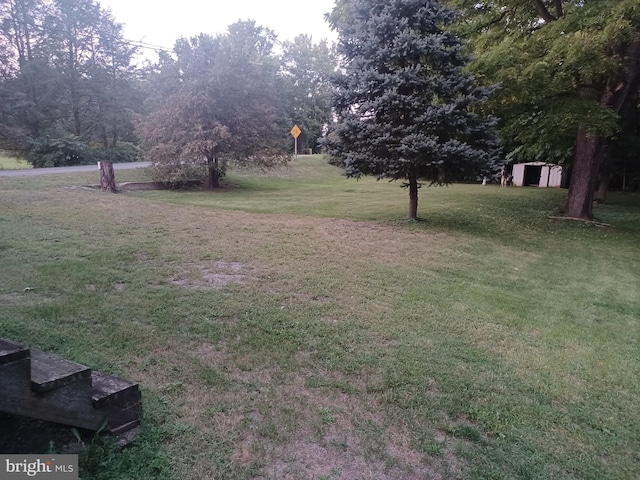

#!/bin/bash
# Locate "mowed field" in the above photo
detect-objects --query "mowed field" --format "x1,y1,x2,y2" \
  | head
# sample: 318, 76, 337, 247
0, 152, 31, 170
0, 156, 639, 479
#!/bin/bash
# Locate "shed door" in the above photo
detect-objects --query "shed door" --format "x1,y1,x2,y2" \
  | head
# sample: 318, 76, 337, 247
548, 166, 562, 187
540, 166, 550, 187
524, 165, 543, 186
512, 164, 525, 186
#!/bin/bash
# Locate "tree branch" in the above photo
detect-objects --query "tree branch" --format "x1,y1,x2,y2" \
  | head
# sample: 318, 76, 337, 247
484, 9, 511, 30
552, 0, 564, 18
529, 0, 557, 23
610, 36, 640, 114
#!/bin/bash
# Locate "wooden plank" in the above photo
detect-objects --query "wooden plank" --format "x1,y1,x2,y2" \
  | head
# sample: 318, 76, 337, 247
91, 371, 139, 408
1, 370, 106, 431
0, 341, 141, 434
0, 338, 30, 366
30, 349, 91, 393
0, 357, 32, 408
92, 371, 142, 433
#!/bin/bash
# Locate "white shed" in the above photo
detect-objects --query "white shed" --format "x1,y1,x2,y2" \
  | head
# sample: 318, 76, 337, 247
512, 162, 562, 188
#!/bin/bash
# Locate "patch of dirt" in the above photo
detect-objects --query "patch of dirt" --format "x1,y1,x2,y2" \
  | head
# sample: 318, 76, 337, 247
191, 342, 227, 365
230, 435, 255, 464
127, 341, 467, 480
0, 292, 53, 306
118, 181, 171, 191
84, 180, 204, 192
171, 261, 257, 290
229, 374, 464, 480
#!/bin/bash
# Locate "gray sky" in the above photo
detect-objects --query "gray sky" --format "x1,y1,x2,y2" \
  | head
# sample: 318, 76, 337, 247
100, 0, 338, 56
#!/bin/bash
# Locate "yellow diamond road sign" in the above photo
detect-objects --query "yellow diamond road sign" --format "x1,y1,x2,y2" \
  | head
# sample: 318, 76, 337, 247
290, 125, 301, 139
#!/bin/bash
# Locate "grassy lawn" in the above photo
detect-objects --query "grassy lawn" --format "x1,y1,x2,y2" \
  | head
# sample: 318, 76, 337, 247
1, 156, 639, 479
0, 152, 31, 170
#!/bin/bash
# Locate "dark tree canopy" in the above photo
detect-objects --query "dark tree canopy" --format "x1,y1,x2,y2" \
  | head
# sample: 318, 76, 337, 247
448, 0, 640, 218
323, 0, 500, 219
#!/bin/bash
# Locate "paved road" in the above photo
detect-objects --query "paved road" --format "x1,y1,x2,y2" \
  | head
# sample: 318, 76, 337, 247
0, 161, 151, 177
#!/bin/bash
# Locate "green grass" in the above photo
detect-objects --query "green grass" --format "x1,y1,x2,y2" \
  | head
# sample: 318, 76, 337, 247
0, 152, 31, 170
1, 156, 639, 479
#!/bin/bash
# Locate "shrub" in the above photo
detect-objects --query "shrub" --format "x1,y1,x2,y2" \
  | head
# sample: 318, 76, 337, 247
148, 162, 207, 188
94, 142, 141, 164
26, 128, 93, 168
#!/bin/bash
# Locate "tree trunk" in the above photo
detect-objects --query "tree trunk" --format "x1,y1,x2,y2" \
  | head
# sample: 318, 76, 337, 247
407, 167, 419, 220
99, 161, 116, 193
595, 171, 612, 204
101, 125, 109, 149
563, 38, 640, 219
563, 127, 600, 220
207, 156, 220, 189
112, 113, 118, 147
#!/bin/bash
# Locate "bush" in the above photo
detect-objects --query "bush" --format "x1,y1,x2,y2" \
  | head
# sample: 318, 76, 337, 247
149, 162, 208, 188
26, 128, 93, 168
94, 142, 141, 164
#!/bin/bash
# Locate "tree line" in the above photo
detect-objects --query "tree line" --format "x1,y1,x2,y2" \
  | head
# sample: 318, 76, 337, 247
1, 0, 638, 221
0, 0, 335, 172
0, 0, 141, 164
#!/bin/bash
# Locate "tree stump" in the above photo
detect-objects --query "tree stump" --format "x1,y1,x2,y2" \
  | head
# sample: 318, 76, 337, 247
99, 161, 116, 193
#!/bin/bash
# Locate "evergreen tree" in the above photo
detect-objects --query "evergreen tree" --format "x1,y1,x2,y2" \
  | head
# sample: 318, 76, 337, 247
323, 0, 500, 219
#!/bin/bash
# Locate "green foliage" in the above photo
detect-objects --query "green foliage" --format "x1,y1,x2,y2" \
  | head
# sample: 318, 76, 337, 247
77, 417, 173, 480
281, 35, 336, 153
94, 142, 141, 164
0, 0, 142, 153
449, 0, 640, 165
26, 127, 93, 167
138, 22, 290, 187
447, 0, 640, 218
0, 151, 31, 170
148, 162, 209, 188
26, 129, 139, 169
323, 0, 500, 217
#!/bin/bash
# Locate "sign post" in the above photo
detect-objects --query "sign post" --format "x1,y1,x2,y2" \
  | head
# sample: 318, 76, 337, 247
290, 124, 301, 158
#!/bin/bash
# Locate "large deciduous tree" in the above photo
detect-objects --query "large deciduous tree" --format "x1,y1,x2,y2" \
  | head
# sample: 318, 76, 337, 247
449, 0, 640, 219
0, 0, 142, 160
281, 34, 335, 154
44, 0, 139, 146
0, 0, 54, 148
137, 21, 290, 189
323, 0, 500, 220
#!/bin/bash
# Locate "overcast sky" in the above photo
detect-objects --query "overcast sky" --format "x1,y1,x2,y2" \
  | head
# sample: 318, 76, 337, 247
100, 0, 338, 57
